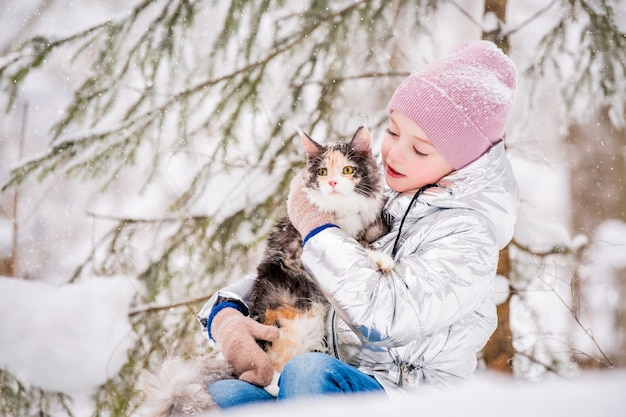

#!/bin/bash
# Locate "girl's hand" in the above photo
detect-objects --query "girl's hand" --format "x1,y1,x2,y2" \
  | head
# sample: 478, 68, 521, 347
211, 308, 279, 387
287, 171, 334, 238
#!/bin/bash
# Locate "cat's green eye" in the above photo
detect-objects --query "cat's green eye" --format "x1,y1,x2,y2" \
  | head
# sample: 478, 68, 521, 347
342, 166, 355, 175
317, 167, 328, 176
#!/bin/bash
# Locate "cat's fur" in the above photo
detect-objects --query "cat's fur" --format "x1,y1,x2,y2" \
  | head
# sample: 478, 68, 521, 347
250, 126, 390, 395
139, 351, 233, 416
139, 126, 390, 416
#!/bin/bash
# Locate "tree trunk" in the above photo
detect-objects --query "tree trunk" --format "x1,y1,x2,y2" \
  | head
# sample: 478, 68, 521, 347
483, 247, 515, 373
483, 0, 510, 54
567, 107, 626, 235
481, 0, 514, 374
567, 106, 626, 367
0, 258, 13, 276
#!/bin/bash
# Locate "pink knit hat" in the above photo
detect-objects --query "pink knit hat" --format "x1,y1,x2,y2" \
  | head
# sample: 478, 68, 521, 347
388, 40, 516, 170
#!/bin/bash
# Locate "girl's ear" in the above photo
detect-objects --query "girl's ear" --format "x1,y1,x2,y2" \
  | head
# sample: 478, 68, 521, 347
297, 128, 323, 160
349, 126, 372, 155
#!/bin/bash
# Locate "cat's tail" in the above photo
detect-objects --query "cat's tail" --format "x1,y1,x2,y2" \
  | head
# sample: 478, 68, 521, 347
138, 351, 234, 417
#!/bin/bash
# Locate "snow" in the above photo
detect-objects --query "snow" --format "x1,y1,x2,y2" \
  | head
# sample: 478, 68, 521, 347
0, 275, 138, 393
574, 219, 626, 357
217, 371, 626, 417
2, 265, 624, 416
0, 215, 12, 258
509, 152, 572, 250
593, 220, 626, 269
1, 275, 625, 417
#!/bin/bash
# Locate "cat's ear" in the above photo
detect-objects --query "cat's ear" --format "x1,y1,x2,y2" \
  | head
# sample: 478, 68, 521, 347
297, 128, 323, 160
350, 126, 372, 155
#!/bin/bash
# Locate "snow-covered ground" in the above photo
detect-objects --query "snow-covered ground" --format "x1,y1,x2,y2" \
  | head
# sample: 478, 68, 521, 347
1, 274, 624, 417
220, 371, 626, 417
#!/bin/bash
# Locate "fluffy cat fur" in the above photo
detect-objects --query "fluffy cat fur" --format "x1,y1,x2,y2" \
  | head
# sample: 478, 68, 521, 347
139, 351, 233, 416
139, 126, 390, 416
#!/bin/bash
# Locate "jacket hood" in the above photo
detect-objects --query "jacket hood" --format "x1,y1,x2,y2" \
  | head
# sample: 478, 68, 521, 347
385, 141, 518, 249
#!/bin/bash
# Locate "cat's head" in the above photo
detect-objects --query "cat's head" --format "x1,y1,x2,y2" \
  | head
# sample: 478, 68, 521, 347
297, 126, 383, 210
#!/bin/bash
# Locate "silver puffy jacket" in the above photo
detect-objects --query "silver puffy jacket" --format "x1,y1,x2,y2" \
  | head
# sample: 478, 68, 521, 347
198, 141, 518, 393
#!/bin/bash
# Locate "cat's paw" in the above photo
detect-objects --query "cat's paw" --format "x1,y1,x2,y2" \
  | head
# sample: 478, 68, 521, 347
263, 370, 281, 397
366, 249, 395, 273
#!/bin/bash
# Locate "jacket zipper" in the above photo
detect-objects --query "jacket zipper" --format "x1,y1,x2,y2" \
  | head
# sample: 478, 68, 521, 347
330, 310, 341, 359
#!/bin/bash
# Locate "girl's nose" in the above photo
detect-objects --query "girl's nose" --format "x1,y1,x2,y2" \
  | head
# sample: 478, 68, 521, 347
387, 143, 403, 164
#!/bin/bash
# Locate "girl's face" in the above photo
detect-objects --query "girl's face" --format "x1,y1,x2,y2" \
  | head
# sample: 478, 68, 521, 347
381, 112, 453, 195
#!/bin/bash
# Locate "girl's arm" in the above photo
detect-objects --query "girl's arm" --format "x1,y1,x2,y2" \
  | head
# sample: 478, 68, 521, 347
301, 210, 498, 348
196, 274, 256, 341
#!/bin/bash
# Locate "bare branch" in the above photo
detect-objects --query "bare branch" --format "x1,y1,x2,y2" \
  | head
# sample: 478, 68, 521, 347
128, 292, 214, 317
502, 0, 559, 37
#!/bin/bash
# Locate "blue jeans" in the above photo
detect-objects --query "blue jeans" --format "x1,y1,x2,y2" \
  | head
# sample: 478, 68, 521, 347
208, 352, 385, 409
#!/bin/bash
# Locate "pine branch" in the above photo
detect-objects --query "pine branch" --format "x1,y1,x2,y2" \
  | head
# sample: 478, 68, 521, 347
0, 369, 74, 417
525, 0, 626, 125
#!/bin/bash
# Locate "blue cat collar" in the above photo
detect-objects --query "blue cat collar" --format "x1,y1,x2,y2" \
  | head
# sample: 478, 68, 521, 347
302, 223, 340, 246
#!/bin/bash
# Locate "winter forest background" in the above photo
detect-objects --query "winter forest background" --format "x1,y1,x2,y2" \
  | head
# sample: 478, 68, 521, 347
0, 0, 625, 416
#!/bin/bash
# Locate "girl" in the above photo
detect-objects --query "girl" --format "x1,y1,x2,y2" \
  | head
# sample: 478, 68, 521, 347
200, 40, 518, 408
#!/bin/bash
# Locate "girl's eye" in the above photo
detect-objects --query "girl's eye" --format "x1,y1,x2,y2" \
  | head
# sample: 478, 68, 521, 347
317, 167, 328, 176
386, 128, 399, 137
413, 147, 428, 157
342, 166, 355, 175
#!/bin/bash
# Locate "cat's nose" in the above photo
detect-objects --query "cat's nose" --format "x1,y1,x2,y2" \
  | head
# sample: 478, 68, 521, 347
329, 180, 337, 188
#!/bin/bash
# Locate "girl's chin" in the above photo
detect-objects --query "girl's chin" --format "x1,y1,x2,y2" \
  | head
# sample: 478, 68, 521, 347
384, 177, 405, 193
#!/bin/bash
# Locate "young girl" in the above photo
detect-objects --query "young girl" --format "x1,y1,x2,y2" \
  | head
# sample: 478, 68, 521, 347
199, 40, 518, 408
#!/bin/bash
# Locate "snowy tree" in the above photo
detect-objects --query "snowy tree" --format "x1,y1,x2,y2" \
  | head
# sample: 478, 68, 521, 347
480, 0, 625, 374
0, 0, 624, 415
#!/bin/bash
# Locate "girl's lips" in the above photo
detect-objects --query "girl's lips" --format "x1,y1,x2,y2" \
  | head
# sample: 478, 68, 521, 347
386, 164, 404, 178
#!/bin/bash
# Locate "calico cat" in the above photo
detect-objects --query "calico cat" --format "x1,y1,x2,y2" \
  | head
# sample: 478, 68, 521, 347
139, 126, 391, 416
250, 126, 391, 395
